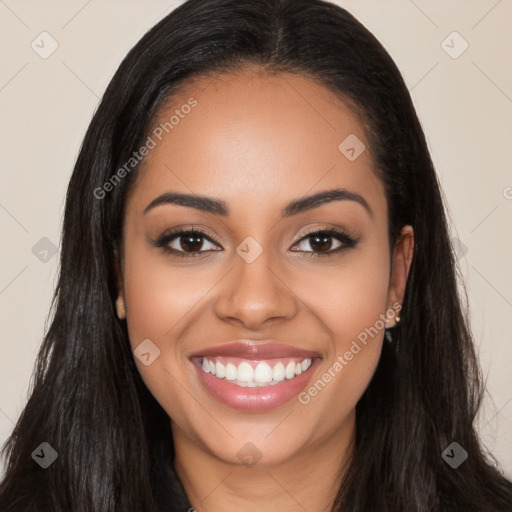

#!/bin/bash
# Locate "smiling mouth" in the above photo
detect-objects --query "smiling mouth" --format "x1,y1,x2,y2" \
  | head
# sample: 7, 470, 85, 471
188, 340, 322, 411
195, 355, 313, 387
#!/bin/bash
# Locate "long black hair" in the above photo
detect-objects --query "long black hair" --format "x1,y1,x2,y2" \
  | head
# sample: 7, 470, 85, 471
1, 1, 511, 510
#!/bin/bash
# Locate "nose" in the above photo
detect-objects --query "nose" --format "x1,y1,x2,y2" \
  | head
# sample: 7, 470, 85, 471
214, 247, 298, 330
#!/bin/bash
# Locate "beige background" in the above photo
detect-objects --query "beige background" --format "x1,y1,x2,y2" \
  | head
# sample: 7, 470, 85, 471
1, 0, 511, 476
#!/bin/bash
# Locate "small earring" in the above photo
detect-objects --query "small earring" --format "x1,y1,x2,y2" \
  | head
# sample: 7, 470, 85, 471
385, 329, 393, 343
116, 298, 126, 319
396, 313, 401, 324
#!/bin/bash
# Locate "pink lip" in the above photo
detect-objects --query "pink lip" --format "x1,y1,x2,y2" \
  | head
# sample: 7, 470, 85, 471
189, 340, 320, 359
189, 341, 322, 412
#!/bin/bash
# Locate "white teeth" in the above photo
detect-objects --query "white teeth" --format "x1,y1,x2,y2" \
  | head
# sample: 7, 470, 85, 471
200, 357, 314, 386
301, 358, 312, 371
237, 362, 254, 382
215, 361, 226, 378
272, 362, 285, 382
254, 362, 273, 383
225, 362, 237, 380
285, 361, 296, 379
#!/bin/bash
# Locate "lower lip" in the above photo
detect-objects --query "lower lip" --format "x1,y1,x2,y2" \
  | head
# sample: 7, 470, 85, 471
191, 357, 321, 412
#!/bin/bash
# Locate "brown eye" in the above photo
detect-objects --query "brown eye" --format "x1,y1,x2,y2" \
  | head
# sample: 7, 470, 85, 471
173, 232, 209, 253
291, 229, 358, 257
154, 229, 221, 258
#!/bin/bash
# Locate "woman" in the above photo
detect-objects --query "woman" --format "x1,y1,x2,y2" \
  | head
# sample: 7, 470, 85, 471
1, 0, 511, 510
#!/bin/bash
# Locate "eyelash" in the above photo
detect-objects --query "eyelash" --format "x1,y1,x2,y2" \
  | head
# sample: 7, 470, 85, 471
152, 227, 358, 259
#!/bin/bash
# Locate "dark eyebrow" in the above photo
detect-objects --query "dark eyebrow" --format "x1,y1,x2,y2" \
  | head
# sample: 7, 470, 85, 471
144, 192, 228, 216
281, 188, 372, 218
143, 188, 372, 218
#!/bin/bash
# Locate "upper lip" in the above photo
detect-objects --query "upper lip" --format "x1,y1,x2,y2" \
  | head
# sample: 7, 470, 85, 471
189, 341, 321, 359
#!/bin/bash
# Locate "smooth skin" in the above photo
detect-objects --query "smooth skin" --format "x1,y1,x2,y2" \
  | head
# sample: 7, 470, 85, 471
116, 65, 414, 512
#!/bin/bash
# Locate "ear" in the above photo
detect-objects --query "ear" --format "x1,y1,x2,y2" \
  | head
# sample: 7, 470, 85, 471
114, 248, 126, 320
386, 225, 414, 327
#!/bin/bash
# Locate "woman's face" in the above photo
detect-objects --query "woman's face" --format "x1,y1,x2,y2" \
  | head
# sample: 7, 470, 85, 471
117, 66, 413, 467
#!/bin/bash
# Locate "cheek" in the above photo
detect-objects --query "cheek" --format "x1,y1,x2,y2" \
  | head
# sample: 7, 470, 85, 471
122, 253, 210, 348
299, 242, 391, 345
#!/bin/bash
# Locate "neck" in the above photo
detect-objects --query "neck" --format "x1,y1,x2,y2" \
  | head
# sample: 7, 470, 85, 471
172, 411, 355, 512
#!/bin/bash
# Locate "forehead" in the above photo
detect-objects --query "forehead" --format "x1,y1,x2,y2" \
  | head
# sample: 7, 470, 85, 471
128, 66, 385, 221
